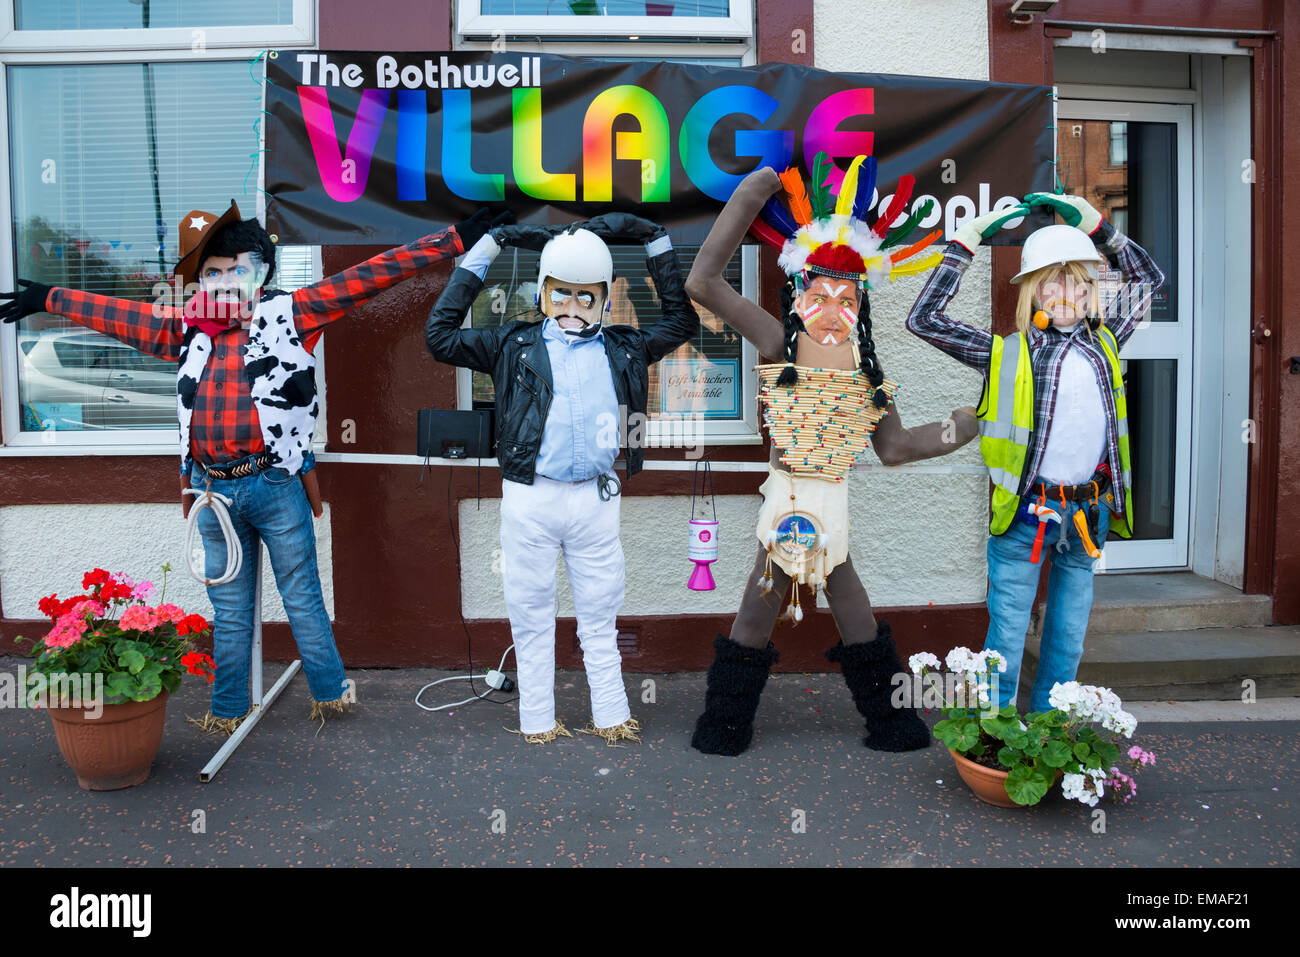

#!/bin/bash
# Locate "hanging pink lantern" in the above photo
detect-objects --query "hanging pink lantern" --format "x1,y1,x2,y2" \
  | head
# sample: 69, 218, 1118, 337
688, 460, 718, 591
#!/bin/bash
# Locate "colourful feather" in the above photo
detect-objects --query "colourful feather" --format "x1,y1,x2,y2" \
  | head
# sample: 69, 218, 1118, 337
778, 167, 812, 226
889, 250, 943, 278
852, 155, 878, 222
880, 198, 936, 249
748, 216, 788, 251
889, 229, 942, 263
835, 156, 866, 219
809, 152, 834, 220
872, 174, 916, 237
759, 193, 800, 237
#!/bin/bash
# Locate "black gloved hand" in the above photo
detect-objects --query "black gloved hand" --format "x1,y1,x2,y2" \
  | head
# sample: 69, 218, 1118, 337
579, 212, 667, 244
491, 223, 562, 253
0, 279, 53, 324
454, 209, 515, 250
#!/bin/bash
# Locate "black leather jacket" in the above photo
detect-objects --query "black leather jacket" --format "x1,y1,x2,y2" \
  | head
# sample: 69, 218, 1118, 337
425, 244, 699, 485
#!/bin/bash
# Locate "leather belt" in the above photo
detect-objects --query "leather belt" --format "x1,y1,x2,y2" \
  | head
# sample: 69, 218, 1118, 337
199, 452, 274, 481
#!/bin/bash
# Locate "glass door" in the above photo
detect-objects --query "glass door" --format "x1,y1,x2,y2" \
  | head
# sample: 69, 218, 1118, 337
1057, 101, 1193, 570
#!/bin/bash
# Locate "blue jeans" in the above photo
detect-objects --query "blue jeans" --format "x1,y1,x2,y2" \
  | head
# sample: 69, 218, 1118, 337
984, 496, 1110, 713
190, 457, 346, 718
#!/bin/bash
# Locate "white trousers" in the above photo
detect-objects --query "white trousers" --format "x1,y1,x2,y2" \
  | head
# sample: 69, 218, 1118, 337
500, 476, 630, 735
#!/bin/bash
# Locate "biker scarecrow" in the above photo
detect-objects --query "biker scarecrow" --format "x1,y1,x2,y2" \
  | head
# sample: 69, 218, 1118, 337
426, 213, 699, 745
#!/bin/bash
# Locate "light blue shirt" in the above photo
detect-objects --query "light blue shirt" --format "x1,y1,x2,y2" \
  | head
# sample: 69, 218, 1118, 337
534, 317, 620, 482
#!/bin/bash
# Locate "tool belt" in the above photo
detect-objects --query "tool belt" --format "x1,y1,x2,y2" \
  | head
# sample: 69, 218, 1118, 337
1027, 468, 1111, 504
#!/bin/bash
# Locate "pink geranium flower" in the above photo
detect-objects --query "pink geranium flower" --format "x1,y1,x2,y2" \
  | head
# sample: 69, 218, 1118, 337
119, 604, 160, 633
131, 581, 156, 601
43, 623, 83, 650
153, 603, 186, 624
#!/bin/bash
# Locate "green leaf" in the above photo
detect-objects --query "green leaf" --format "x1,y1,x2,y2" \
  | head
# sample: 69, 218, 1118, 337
997, 747, 1020, 768
934, 722, 964, 751
133, 671, 162, 702
119, 649, 147, 675
1073, 742, 1092, 761
1042, 740, 1073, 768
1005, 765, 1051, 806
956, 720, 981, 751
1003, 730, 1028, 749
1023, 740, 1042, 757
1095, 740, 1120, 766
105, 672, 138, 700
1084, 753, 1104, 771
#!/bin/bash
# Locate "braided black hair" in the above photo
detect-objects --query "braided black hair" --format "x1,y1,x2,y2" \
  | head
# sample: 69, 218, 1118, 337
854, 291, 890, 408
775, 278, 804, 387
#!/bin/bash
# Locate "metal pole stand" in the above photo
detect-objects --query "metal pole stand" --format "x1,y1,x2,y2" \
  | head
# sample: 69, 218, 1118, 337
200, 542, 301, 782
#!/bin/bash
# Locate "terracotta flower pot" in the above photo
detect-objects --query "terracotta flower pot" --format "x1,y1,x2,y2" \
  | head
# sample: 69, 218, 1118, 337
47, 690, 169, 791
948, 747, 1019, 807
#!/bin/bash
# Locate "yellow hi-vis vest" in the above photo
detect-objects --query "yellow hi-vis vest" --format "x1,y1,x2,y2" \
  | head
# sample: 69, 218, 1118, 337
976, 327, 1134, 538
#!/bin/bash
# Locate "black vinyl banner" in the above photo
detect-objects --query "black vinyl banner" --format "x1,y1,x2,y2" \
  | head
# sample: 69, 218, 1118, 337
264, 51, 1054, 246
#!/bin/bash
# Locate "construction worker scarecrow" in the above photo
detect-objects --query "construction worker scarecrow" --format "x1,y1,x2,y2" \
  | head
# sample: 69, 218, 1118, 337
906, 191, 1164, 712
686, 156, 980, 756
1, 201, 499, 731
426, 214, 699, 745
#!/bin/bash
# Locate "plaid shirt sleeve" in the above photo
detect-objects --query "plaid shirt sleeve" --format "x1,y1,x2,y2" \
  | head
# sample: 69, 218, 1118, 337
44, 287, 183, 362
904, 242, 996, 372
292, 227, 464, 336
1092, 220, 1167, 348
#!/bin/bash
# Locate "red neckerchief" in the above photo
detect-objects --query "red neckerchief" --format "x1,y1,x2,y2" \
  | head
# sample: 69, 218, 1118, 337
182, 289, 259, 337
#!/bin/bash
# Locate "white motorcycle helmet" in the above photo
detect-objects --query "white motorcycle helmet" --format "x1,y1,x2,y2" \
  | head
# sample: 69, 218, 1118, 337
1011, 224, 1105, 283
536, 228, 614, 335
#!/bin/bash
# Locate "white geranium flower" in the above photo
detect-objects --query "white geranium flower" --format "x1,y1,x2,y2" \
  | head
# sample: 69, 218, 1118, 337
909, 652, 941, 676
945, 647, 975, 673
982, 650, 1008, 673
1049, 681, 1083, 712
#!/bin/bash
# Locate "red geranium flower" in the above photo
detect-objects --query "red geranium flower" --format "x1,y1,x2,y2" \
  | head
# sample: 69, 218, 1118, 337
177, 614, 210, 637
181, 651, 216, 683
81, 568, 111, 590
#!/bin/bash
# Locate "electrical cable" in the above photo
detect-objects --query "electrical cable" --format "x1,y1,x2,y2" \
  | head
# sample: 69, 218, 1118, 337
415, 644, 516, 712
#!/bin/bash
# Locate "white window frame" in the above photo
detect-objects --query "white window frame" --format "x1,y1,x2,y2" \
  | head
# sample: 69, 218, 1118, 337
456, 0, 752, 43
451, 30, 762, 446
0, 23, 317, 454
0, 0, 315, 52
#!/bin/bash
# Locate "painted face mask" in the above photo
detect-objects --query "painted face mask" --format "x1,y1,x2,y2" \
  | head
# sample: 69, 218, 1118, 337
797, 277, 861, 345
543, 278, 607, 337
1037, 273, 1093, 326
198, 252, 269, 323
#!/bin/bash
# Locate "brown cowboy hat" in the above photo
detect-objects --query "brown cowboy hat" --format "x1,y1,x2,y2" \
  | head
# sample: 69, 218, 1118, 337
173, 199, 243, 288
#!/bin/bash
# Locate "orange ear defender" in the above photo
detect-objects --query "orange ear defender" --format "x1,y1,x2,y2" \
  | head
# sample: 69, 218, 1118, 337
1032, 309, 1050, 330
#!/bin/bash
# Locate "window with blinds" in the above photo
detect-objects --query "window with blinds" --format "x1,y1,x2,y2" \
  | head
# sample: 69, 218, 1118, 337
468, 245, 746, 422
14, 0, 295, 30
8, 60, 314, 434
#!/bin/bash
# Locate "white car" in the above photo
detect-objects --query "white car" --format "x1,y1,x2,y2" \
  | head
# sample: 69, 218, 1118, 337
18, 328, 175, 430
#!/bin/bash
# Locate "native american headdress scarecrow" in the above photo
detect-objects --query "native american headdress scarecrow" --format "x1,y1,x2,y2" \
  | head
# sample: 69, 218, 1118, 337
747, 152, 944, 400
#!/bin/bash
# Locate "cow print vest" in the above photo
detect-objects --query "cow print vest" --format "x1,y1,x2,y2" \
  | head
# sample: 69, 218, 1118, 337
175, 291, 319, 476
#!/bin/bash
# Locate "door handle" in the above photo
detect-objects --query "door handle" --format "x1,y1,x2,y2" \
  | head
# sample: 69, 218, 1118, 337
110, 372, 134, 383
106, 394, 130, 403
1251, 321, 1272, 344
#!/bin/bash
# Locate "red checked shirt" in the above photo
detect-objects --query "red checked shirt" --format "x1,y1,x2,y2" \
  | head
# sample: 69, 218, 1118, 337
45, 228, 463, 465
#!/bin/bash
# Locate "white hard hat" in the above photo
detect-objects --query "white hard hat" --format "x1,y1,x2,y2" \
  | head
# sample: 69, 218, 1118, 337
536, 228, 613, 295
1011, 224, 1105, 284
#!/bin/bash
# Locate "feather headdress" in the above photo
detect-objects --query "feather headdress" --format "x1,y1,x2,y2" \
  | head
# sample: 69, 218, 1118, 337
752, 152, 941, 288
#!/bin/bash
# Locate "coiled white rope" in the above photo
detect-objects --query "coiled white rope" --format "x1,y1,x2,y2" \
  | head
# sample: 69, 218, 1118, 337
182, 486, 242, 586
